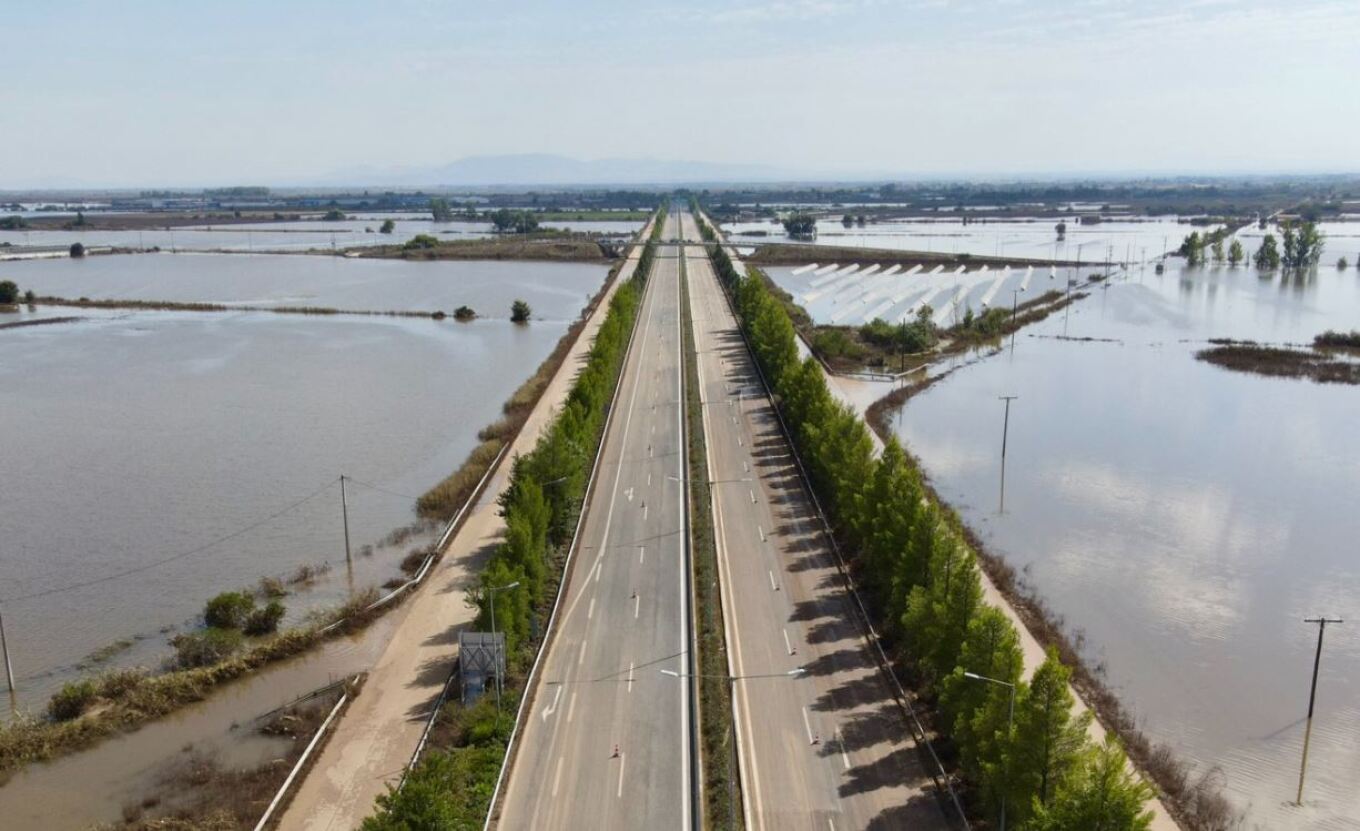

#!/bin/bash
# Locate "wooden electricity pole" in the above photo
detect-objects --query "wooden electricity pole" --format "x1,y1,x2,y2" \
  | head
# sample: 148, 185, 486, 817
1296, 616, 1342, 805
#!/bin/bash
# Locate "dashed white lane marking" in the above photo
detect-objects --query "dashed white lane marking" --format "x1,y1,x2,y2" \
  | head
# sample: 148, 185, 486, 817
578, 640, 588, 666
552, 755, 564, 797
749, 489, 756, 504
639, 545, 646, 563
617, 751, 627, 798
783, 629, 795, 656
802, 706, 815, 744
567, 691, 578, 723
742, 460, 749, 473
836, 726, 850, 770
643, 504, 648, 522
758, 524, 766, 542
737, 436, 743, 447
541, 685, 563, 721
647, 472, 652, 487
588, 596, 596, 619
768, 570, 778, 591
634, 594, 640, 619
627, 661, 635, 693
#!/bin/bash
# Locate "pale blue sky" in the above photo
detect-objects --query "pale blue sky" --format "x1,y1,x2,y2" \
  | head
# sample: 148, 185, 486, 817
2, 0, 1358, 187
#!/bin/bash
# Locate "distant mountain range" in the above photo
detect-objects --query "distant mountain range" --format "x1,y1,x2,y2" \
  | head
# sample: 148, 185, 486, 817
322, 154, 807, 187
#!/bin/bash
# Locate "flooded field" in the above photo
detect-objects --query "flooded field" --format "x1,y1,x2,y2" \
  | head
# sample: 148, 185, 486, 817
1, 252, 608, 317
0, 218, 640, 253
725, 216, 1199, 263
0, 257, 607, 717
888, 247, 1360, 829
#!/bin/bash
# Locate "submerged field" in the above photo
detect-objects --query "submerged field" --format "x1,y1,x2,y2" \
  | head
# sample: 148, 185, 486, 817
876, 231, 1360, 829
0, 255, 609, 718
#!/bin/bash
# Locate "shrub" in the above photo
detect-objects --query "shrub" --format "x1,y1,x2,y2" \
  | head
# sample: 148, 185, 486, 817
403, 234, 440, 251
379, 219, 395, 234
48, 680, 98, 721
203, 591, 255, 629
510, 299, 532, 323
1339, 257, 1349, 270
257, 576, 287, 598
323, 209, 346, 221
96, 668, 147, 699
0, 280, 18, 304
172, 628, 244, 668
244, 601, 286, 636
69, 242, 85, 258
454, 305, 477, 321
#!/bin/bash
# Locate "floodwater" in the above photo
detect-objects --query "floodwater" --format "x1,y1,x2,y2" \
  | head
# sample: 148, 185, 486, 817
725, 216, 1199, 263
889, 249, 1360, 829
0, 257, 607, 717
0, 252, 608, 318
0, 218, 640, 253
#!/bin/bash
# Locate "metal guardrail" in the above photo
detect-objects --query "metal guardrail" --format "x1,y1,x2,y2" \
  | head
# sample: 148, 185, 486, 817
480, 217, 660, 831
252, 677, 357, 831
697, 213, 971, 828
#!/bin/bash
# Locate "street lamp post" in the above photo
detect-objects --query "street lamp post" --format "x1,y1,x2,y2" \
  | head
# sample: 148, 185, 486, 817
487, 581, 521, 720
964, 671, 1017, 831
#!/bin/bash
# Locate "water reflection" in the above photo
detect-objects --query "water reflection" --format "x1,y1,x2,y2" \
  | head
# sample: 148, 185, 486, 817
891, 262, 1360, 829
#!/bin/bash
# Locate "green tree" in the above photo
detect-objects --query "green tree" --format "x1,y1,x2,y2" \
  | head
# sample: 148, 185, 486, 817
430, 198, 454, 222
782, 212, 817, 238
1027, 737, 1155, 831
69, 242, 85, 258
940, 606, 1024, 807
1055, 222, 1067, 240
1254, 234, 1280, 269
510, 299, 532, 323
841, 214, 855, 227
1339, 257, 1350, 270
1008, 648, 1092, 820
323, 208, 347, 221
904, 535, 983, 682
1227, 238, 1244, 266
1210, 237, 1225, 263
1180, 232, 1203, 266
0, 280, 18, 304
379, 219, 395, 234
403, 234, 440, 250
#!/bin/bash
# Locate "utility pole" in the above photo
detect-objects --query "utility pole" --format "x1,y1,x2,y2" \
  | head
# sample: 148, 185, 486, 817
339, 474, 352, 569
1296, 616, 1342, 805
486, 581, 520, 723
0, 601, 15, 695
998, 395, 1018, 513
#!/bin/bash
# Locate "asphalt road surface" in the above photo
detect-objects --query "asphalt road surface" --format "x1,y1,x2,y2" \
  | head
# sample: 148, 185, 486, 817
682, 211, 952, 831
495, 211, 694, 830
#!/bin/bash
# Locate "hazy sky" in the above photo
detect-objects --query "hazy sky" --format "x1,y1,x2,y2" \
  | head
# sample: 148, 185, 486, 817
3, 0, 1358, 187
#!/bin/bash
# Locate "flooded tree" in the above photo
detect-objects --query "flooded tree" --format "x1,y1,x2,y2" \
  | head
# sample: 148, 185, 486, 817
1281, 221, 1325, 269
429, 197, 454, 222
379, 219, 395, 234
510, 299, 531, 323
1254, 234, 1280, 269
1228, 238, 1245, 266
781, 212, 817, 239
1055, 221, 1067, 240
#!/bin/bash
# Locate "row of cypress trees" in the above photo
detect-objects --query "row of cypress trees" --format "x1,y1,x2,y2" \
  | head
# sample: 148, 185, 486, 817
694, 208, 1156, 830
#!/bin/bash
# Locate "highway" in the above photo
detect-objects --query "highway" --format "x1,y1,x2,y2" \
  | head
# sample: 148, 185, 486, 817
682, 211, 953, 831
494, 210, 695, 830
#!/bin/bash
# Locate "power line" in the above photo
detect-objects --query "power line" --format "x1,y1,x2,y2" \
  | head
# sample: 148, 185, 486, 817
1, 477, 340, 604
341, 475, 422, 503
